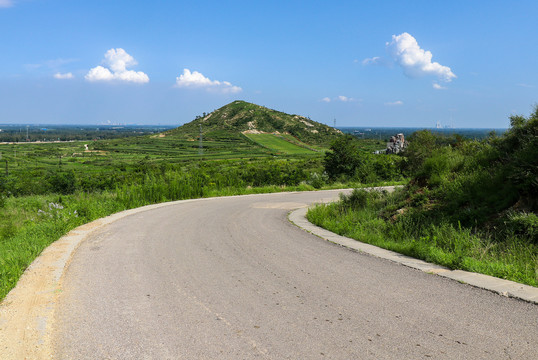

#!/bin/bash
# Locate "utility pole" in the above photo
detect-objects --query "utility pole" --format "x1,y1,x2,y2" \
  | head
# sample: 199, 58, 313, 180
199, 124, 203, 155
26, 125, 29, 141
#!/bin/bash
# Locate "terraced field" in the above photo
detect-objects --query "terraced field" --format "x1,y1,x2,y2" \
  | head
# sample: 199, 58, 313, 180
243, 133, 317, 154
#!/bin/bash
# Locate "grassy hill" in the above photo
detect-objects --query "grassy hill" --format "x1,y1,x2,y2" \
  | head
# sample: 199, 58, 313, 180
166, 100, 342, 146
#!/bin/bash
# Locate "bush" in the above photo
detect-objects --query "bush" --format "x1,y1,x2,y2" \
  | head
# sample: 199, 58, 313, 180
340, 188, 381, 210
47, 170, 77, 195
308, 172, 328, 189
505, 211, 538, 244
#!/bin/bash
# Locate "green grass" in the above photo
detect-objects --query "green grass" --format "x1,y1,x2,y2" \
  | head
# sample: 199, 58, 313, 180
243, 133, 318, 154
279, 134, 327, 152
307, 189, 538, 287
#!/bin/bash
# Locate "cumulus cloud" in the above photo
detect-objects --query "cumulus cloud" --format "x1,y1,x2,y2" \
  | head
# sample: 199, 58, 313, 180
321, 97, 331, 103
54, 72, 74, 80
175, 69, 242, 94
0, 0, 13, 8
387, 32, 456, 82
85, 48, 149, 83
385, 100, 403, 106
433, 82, 446, 90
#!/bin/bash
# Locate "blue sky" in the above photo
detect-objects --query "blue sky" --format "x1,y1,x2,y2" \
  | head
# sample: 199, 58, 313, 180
0, 0, 536, 128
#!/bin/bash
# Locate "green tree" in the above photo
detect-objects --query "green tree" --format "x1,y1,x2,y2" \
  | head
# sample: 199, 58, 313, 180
324, 135, 363, 180
499, 106, 538, 210
404, 130, 438, 174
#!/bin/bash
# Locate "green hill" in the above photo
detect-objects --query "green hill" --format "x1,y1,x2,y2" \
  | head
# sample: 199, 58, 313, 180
166, 100, 342, 145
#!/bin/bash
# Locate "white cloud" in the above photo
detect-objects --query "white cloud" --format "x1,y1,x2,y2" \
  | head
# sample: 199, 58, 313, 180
322, 96, 358, 103
0, 0, 13, 8
113, 69, 150, 83
385, 100, 403, 106
386, 32, 456, 82
362, 56, 383, 66
517, 83, 535, 88
433, 82, 446, 90
85, 48, 149, 84
54, 72, 74, 80
175, 69, 242, 94
86, 66, 114, 81
103, 48, 136, 73
337, 95, 353, 102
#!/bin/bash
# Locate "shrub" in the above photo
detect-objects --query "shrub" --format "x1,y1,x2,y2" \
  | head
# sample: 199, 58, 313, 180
505, 211, 538, 244
340, 188, 381, 210
308, 172, 328, 189
47, 170, 77, 195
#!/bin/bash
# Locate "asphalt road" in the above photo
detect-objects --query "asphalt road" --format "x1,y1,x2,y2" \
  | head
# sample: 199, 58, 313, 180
54, 190, 538, 359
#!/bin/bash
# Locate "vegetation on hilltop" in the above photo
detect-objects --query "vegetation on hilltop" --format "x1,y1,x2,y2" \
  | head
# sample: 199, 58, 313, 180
166, 100, 342, 145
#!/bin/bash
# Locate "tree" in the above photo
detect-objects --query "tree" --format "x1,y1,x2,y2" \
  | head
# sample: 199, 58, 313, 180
500, 106, 538, 210
323, 135, 362, 180
404, 130, 437, 174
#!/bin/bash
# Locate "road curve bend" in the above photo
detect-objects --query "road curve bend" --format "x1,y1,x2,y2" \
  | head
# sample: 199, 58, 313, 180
51, 190, 537, 359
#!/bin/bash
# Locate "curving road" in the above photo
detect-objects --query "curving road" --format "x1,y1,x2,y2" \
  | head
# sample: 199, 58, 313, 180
54, 190, 537, 359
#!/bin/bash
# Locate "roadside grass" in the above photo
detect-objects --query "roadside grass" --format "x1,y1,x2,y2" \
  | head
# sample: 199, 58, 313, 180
0, 192, 123, 300
306, 189, 538, 287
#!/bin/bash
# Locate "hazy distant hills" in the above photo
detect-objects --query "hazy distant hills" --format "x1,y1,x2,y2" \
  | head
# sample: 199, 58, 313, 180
167, 100, 342, 145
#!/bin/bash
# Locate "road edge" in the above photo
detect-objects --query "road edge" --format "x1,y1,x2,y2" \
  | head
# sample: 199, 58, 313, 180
288, 206, 538, 305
